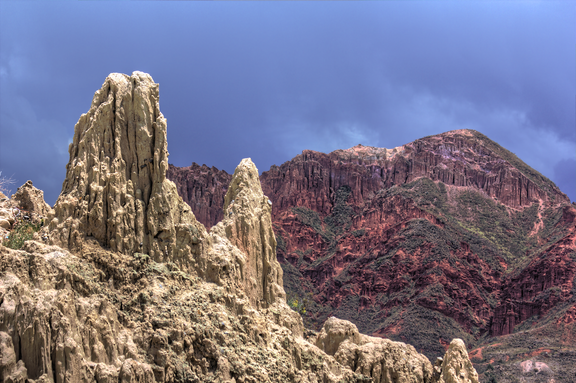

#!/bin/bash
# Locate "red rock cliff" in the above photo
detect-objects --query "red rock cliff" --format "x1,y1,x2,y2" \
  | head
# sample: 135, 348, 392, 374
167, 163, 231, 229
168, 129, 575, 359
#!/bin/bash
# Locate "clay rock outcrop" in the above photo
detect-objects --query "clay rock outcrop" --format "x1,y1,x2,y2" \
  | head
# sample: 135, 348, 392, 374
11, 180, 52, 216
213, 158, 285, 309
313, 317, 480, 383
315, 317, 362, 356
47, 72, 208, 268
0, 200, 15, 233
433, 339, 478, 383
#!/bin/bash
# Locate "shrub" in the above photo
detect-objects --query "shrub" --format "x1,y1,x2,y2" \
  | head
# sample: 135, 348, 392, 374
287, 293, 309, 315
5, 220, 41, 249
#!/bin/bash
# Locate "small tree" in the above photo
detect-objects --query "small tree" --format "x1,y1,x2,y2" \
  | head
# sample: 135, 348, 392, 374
0, 171, 15, 196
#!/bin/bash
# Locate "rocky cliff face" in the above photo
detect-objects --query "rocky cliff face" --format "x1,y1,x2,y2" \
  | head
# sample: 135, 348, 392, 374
0, 72, 477, 383
260, 130, 568, 216
490, 203, 576, 336
166, 163, 231, 230
168, 129, 576, 382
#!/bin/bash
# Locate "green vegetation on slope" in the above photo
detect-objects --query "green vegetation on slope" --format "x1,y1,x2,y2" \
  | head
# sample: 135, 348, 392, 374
283, 172, 573, 363
291, 185, 355, 250
5, 220, 42, 250
386, 177, 543, 270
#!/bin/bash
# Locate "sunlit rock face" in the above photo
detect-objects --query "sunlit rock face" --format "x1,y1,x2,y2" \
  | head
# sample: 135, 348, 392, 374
48, 72, 208, 269
433, 339, 479, 383
217, 158, 284, 309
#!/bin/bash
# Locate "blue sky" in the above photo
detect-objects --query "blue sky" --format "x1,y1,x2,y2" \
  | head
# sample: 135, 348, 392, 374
1, 1, 574, 204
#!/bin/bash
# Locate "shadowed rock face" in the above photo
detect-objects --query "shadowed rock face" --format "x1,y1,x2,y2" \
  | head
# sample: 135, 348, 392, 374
490, 204, 576, 336
167, 163, 231, 230
11, 181, 52, 216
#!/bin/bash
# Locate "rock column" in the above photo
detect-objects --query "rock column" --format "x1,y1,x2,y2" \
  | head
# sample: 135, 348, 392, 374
48, 72, 207, 268
219, 158, 285, 309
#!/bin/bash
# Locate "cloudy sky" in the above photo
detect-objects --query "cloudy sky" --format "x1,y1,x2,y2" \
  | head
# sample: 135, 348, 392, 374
1, 1, 574, 205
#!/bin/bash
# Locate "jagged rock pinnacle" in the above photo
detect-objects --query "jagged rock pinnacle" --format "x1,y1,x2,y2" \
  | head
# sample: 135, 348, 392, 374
47, 71, 208, 266
434, 339, 479, 383
218, 158, 285, 309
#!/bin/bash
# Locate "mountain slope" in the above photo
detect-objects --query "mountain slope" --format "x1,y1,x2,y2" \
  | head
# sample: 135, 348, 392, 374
168, 129, 576, 382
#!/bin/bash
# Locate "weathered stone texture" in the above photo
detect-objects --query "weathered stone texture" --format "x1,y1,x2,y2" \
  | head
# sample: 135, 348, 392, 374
218, 158, 284, 309
434, 339, 479, 383
0, 72, 481, 383
47, 72, 208, 269
11, 180, 52, 216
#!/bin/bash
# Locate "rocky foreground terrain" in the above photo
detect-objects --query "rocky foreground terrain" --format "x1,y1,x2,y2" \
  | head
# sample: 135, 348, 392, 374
168, 130, 576, 382
0, 72, 480, 383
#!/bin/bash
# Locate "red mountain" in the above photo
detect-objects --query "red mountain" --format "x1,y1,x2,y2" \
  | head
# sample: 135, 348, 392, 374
167, 129, 576, 382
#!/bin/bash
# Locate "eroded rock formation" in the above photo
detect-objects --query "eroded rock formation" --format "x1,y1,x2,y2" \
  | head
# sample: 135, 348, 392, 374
315, 317, 434, 383
490, 204, 576, 336
48, 72, 208, 269
0, 71, 480, 382
217, 158, 284, 309
433, 339, 478, 383
11, 180, 52, 216
168, 129, 576, 382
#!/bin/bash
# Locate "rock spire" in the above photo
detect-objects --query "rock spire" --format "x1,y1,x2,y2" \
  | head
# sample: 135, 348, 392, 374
214, 158, 285, 309
48, 72, 207, 267
433, 339, 479, 383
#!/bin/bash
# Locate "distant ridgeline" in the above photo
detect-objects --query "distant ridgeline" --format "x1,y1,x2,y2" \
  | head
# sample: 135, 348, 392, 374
168, 129, 576, 382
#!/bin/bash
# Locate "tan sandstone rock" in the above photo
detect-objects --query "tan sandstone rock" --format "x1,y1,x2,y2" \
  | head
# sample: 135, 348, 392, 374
11, 180, 51, 216
315, 317, 434, 383
47, 72, 208, 270
315, 316, 362, 356
207, 158, 304, 336
217, 158, 285, 309
0, 330, 18, 380
433, 339, 479, 383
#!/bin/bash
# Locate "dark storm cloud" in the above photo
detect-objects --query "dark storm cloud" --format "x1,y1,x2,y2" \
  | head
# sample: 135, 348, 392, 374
1, 1, 574, 204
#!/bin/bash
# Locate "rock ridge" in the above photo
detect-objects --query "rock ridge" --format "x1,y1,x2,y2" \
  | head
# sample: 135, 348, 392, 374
0, 71, 481, 383
167, 128, 576, 382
